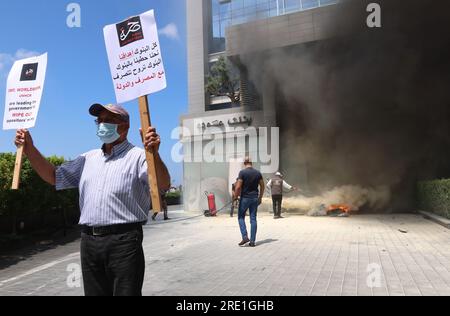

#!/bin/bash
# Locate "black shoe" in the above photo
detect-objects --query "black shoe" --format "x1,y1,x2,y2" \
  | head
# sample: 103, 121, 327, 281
249, 242, 256, 247
164, 217, 171, 221
239, 238, 250, 246
151, 214, 157, 221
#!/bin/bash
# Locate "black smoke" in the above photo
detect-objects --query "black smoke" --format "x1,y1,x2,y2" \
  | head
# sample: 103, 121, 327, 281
241, 0, 450, 211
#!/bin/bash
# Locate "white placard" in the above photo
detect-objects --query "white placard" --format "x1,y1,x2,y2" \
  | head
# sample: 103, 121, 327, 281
3, 53, 48, 130
104, 10, 167, 104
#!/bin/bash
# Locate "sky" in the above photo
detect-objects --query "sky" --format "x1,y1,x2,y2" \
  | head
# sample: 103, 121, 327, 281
0, 0, 187, 186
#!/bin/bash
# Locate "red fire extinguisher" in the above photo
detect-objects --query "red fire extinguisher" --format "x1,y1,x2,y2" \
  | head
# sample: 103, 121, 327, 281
205, 191, 217, 216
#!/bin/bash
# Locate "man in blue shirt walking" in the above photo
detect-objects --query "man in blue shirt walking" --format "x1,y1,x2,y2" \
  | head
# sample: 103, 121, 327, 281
14, 103, 170, 296
233, 157, 265, 247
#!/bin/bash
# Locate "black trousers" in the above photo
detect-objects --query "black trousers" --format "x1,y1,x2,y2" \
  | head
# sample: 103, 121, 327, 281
272, 195, 283, 217
80, 227, 145, 296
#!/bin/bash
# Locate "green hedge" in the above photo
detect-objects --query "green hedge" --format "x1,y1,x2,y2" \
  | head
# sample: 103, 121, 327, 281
418, 179, 450, 219
165, 191, 182, 206
0, 153, 79, 235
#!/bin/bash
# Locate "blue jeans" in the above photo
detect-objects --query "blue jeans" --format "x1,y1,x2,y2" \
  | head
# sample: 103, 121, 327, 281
238, 197, 259, 243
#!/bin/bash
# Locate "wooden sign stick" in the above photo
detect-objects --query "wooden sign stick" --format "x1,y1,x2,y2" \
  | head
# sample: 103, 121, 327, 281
11, 145, 24, 190
138, 95, 162, 213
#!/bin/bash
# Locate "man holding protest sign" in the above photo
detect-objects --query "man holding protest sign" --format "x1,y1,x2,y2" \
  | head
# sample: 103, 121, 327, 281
103, 9, 169, 214
9, 8, 171, 297
14, 103, 170, 296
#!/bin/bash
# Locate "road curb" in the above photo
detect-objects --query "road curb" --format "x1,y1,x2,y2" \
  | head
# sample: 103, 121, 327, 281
418, 210, 450, 229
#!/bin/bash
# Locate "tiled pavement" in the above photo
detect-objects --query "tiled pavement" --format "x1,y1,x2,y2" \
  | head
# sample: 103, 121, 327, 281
0, 210, 449, 296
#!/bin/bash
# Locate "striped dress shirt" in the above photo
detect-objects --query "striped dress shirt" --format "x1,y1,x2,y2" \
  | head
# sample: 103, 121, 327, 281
55, 140, 151, 227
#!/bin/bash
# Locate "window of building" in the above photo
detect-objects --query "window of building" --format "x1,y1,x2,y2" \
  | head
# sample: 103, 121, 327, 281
206, 58, 242, 111
302, 0, 319, 10
208, 0, 338, 109
211, 0, 339, 53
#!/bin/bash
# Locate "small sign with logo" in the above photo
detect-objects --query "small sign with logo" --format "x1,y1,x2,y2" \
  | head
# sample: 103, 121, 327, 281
103, 10, 167, 104
116, 16, 144, 47
3, 53, 48, 130
20, 63, 39, 81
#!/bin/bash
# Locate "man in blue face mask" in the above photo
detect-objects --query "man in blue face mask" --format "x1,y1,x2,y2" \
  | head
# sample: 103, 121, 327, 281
14, 103, 171, 296
91, 103, 132, 152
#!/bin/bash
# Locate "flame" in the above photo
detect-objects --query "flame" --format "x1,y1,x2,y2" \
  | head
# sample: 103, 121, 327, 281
327, 204, 351, 214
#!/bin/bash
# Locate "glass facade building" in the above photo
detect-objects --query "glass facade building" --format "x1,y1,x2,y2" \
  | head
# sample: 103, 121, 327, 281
210, 0, 338, 53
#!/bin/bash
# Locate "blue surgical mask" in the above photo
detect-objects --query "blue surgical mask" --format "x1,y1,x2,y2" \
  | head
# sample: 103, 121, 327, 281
97, 123, 120, 144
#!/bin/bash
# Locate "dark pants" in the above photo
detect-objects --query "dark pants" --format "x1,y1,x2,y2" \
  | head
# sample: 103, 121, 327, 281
272, 195, 283, 217
80, 227, 145, 296
238, 197, 258, 243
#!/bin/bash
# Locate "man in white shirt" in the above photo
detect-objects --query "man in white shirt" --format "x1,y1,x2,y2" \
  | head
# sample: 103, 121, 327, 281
266, 172, 297, 219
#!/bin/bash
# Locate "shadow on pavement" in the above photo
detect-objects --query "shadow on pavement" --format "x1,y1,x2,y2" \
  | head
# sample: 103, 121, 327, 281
257, 239, 278, 246
0, 227, 81, 271
0, 205, 186, 271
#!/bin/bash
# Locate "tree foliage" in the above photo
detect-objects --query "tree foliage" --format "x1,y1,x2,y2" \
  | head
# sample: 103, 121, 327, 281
206, 56, 241, 104
0, 153, 79, 234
